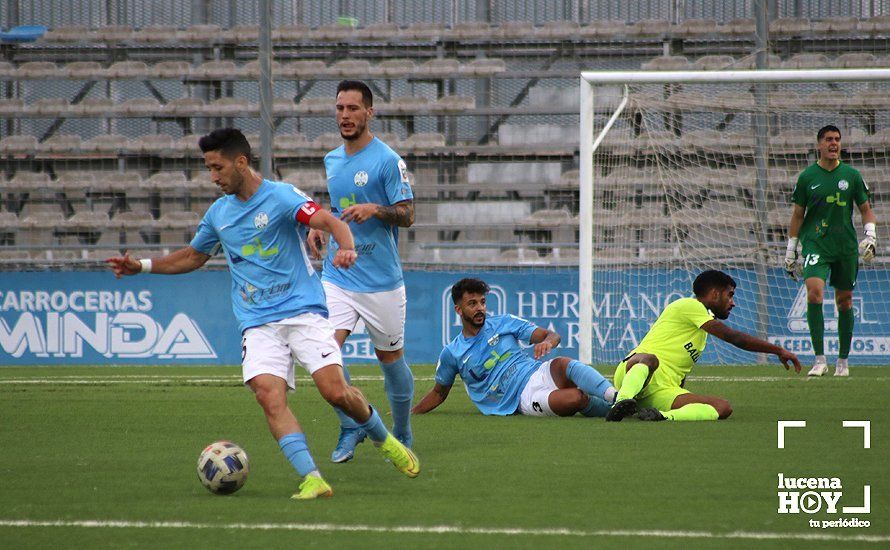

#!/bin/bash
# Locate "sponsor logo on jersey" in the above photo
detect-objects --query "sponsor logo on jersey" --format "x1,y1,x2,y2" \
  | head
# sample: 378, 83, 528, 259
254, 212, 269, 230
398, 159, 410, 183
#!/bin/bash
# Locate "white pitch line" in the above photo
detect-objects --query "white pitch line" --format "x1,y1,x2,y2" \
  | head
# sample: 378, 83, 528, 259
0, 519, 886, 543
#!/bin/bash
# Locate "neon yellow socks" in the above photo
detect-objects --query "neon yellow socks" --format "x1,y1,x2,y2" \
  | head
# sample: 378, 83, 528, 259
663, 403, 719, 421
615, 363, 649, 401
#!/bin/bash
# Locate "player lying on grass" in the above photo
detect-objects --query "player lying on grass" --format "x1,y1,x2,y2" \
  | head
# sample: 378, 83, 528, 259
412, 277, 617, 418
606, 269, 802, 423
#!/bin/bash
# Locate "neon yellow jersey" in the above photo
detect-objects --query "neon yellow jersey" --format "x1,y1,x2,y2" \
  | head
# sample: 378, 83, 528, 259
630, 297, 714, 387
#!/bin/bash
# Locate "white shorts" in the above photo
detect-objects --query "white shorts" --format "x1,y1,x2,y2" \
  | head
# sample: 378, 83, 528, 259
323, 281, 406, 351
241, 312, 343, 389
518, 361, 558, 417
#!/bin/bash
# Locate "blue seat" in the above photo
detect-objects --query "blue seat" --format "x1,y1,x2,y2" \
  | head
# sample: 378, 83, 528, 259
0, 25, 47, 42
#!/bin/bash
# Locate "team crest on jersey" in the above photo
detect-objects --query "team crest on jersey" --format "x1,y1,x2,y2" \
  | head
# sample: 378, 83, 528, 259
838, 180, 849, 191
254, 212, 269, 230
487, 334, 500, 346
354, 171, 369, 186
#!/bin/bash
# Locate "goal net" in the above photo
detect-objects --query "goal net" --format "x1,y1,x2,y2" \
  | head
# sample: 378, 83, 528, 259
579, 69, 890, 366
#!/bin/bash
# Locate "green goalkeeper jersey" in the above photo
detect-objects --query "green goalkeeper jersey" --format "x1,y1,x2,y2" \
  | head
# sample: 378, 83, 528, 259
791, 162, 870, 257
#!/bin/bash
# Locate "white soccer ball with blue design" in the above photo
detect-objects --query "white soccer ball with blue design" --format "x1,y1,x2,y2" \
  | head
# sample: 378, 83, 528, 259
197, 441, 250, 495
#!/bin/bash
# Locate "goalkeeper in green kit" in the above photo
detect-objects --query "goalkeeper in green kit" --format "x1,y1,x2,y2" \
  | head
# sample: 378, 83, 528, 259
784, 125, 878, 377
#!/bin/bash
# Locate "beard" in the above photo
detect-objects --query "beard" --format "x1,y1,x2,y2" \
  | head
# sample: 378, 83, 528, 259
463, 311, 486, 328
339, 122, 365, 141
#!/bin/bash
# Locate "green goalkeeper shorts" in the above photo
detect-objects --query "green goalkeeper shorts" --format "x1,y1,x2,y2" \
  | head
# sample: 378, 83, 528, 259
613, 359, 690, 411
801, 251, 859, 290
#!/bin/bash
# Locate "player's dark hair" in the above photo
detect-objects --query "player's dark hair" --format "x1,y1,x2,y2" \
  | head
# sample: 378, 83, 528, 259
451, 278, 490, 304
817, 124, 841, 141
693, 270, 736, 297
198, 128, 252, 161
336, 79, 373, 107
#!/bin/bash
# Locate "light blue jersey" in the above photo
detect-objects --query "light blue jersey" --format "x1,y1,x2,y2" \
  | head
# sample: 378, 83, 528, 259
435, 314, 541, 416
190, 179, 327, 333
323, 136, 413, 292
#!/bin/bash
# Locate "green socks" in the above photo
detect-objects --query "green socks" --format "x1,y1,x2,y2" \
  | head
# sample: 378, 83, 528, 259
616, 363, 649, 402
838, 307, 854, 359
663, 403, 719, 421
807, 303, 824, 356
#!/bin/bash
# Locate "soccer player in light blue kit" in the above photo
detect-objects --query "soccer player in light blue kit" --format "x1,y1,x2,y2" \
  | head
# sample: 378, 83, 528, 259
412, 278, 617, 418
308, 81, 416, 463
106, 128, 419, 500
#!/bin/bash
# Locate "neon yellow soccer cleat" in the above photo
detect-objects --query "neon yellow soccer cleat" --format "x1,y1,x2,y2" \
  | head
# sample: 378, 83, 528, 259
377, 433, 420, 478
290, 475, 333, 500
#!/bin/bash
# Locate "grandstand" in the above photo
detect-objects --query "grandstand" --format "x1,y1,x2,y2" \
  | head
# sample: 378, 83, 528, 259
0, 1, 887, 270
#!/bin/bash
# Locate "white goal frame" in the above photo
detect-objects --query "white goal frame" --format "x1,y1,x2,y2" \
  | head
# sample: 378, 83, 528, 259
578, 68, 890, 364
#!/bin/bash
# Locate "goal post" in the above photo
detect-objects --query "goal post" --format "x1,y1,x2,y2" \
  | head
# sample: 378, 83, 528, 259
578, 68, 890, 366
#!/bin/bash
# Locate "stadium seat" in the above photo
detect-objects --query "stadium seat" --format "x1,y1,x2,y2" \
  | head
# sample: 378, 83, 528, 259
693, 55, 738, 70
536, 20, 580, 40
579, 20, 627, 39
107, 60, 150, 78
274, 133, 312, 154
436, 95, 476, 111
18, 61, 57, 78
385, 96, 431, 114
132, 25, 180, 43
64, 61, 105, 78
401, 21, 445, 40
494, 20, 535, 39
499, 247, 546, 265
295, 97, 332, 114
782, 53, 831, 69
57, 210, 114, 245
222, 25, 260, 43
111, 209, 157, 245
137, 134, 177, 154
415, 58, 460, 76
859, 15, 890, 35
0, 61, 14, 77
673, 19, 718, 37
208, 97, 253, 115
313, 133, 344, 151
833, 52, 878, 68
82, 134, 131, 154
280, 169, 327, 194
158, 211, 200, 244
641, 56, 690, 70
452, 21, 492, 40
356, 22, 400, 41
195, 60, 243, 79
120, 97, 162, 115
327, 59, 372, 76
312, 23, 356, 41
499, 124, 577, 146
0, 98, 24, 116
722, 18, 755, 36
460, 58, 506, 75
814, 16, 859, 34
272, 24, 311, 42
370, 59, 415, 77
96, 25, 135, 43
152, 60, 193, 78
42, 25, 95, 43
76, 98, 115, 115
164, 97, 206, 116
179, 24, 222, 44
279, 60, 326, 77
769, 17, 812, 37
401, 133, 446, 151
38, 134, 82, 154
630, 19, 671, 38
33, 98, 68, 116
0, 135, 37, 155
244, 59, 282, 78
20, 212, 65, 245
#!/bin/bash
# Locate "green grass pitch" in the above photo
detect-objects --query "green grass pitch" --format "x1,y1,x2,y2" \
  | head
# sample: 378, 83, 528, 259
0, 364, 887, 549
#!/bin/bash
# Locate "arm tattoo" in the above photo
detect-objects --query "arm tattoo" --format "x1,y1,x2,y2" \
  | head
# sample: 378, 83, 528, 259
375, 201, 415, 227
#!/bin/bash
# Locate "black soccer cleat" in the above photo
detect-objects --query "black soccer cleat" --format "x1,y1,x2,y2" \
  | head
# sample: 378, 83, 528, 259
636, 408, 667, 421
605, 398, 638, 422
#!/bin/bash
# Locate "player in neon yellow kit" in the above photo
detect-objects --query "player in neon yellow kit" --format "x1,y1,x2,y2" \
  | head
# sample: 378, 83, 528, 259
784, 125, 878, 378
606, 270, 802, 422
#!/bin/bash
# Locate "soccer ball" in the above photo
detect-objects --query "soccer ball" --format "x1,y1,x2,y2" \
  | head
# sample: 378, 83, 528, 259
197, 441, 250, 495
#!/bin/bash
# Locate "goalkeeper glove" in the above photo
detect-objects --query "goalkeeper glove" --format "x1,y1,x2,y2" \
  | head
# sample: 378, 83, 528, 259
784, 237, 801, 281
859, 222, 877, 264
